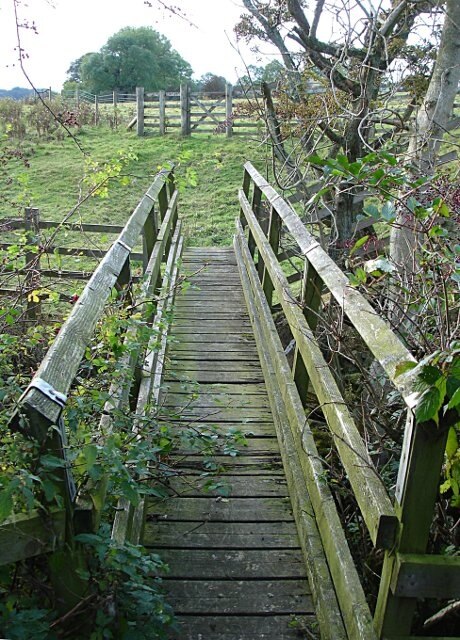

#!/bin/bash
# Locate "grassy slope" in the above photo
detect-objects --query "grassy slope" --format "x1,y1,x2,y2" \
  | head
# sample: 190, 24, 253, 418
1, 127, 269, 247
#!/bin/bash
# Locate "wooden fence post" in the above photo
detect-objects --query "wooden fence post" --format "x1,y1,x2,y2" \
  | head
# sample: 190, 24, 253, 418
113, 90, 118, 128
136, 87, 145, 136
159, 90, 166, 135
180, 83, 191, 136
24, 207, 41, 321
226, 83, 233, 138
94, 95, 99, 126
75, 88, 80, 109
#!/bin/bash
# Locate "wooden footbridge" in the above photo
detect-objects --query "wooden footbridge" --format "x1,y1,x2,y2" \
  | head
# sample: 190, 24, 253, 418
3, 164, 460, 639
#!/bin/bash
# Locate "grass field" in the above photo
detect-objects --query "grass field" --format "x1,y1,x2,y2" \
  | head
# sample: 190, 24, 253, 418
1, 125, 269, 250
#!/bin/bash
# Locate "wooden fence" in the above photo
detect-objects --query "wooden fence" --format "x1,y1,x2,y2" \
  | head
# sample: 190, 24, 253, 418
0, 210, 144, 319
1, 166, 183, 581
135, 84, 262, 137
236, 161, 460, 639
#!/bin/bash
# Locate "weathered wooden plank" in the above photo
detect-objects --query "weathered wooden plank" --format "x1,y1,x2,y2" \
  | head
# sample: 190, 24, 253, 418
169, 361, 263, 373
166, 336, 257, 348
171, 323, 252, 333
166, 455, 285, 473
161, 382, 268, 396
162, 474, 289, 497
164, 579, 313, 614
165, 421, 276, 437
391, 553, 460, 599
162, 392, 270, 408
160, 406, 273, 422
143, 521, 300, 548
0, 509, 66, 565
157, 549, 305, 578
164, 371, 265, 383
170, 615, 317, 640
167, 351, 259, 361
148, 497, 293, 521
173, 439, 280, 457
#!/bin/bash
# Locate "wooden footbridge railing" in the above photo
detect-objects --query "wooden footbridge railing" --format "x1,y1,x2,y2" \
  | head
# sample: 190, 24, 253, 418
2, 162, 459, 638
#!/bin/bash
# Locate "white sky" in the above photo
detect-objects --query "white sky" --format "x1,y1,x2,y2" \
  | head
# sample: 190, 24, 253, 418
0, 0, 278, 90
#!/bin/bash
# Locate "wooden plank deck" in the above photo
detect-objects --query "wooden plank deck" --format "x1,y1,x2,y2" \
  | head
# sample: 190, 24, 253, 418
143, 247, 318, 639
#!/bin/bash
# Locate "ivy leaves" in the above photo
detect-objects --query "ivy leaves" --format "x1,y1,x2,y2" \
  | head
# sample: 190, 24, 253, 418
397, 348, 460, 505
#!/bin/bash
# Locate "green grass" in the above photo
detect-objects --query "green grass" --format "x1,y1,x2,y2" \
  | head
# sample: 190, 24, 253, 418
1, 126, 269, 248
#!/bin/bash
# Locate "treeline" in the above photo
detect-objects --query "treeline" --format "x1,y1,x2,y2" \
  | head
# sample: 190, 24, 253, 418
0, 87, 42, 101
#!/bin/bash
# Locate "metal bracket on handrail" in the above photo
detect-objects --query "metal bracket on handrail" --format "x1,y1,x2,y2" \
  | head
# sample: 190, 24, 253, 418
116, 240, 132, 252
19, 377, 67, 409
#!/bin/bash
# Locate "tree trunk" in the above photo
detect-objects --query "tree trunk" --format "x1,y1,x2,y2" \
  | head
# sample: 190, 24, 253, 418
389, 0, 460, 274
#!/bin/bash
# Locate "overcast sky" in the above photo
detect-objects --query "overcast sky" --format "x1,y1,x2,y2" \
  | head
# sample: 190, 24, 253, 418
0, 0, 279, 90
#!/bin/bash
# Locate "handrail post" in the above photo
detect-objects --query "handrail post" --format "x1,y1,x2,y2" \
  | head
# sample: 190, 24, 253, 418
142, 206, 159, 273
261, 205, 281, 308
292, 261, 323, 405
374, 413, 450, 636
136, 86, 144, 136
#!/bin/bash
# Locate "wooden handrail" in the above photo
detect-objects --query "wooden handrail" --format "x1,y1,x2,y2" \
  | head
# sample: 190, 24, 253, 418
239, 189, 397, 549
243, 161, 418, 407
9, 166, 174, 432
237, 162, 454, 638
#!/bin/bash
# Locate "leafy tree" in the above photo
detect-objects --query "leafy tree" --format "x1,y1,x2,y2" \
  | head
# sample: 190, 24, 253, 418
68, 27, 193, 94
234, 0, 451, 259
198, 73, 228, 94
237, 60, 285, 88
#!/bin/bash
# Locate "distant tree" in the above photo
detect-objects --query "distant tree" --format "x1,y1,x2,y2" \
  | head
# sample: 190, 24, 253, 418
198, 73, 227, 94
67, 27, 193, 94
237, 60, 284, 88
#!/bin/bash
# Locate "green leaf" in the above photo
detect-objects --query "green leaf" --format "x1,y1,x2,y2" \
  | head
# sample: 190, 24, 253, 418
446, 376, 460, 399
39, 454, 66, 470
447, 386, 460, 410
83, 444, 98, 473
446, 427, 459, 460
363, 203, 379, 218
415, 387, 442, 424
395, 361, 417, 377
418, 365, 442, 386
350, 235, 369, 256
381, 201, 396, 221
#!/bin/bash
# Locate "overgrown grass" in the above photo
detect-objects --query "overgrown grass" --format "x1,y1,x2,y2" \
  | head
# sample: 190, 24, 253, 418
1, 126, 269, 247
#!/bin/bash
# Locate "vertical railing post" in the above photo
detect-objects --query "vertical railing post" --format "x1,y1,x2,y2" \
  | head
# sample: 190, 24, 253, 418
137, 87, 145, 137
248, 185, 262, 258
94, 94, 99, 126
24, 207, 41, 321
374, 413, 450, 637
292, 261, 323, 405
180, 83, 191, 136
158, 183, 169, 222
226, 83, 233, 138
262, 206, 281, 308
75, 88, 80, 110
240, 168, 251, 229
142, 206, 159, 273
159, 90, 166, 135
